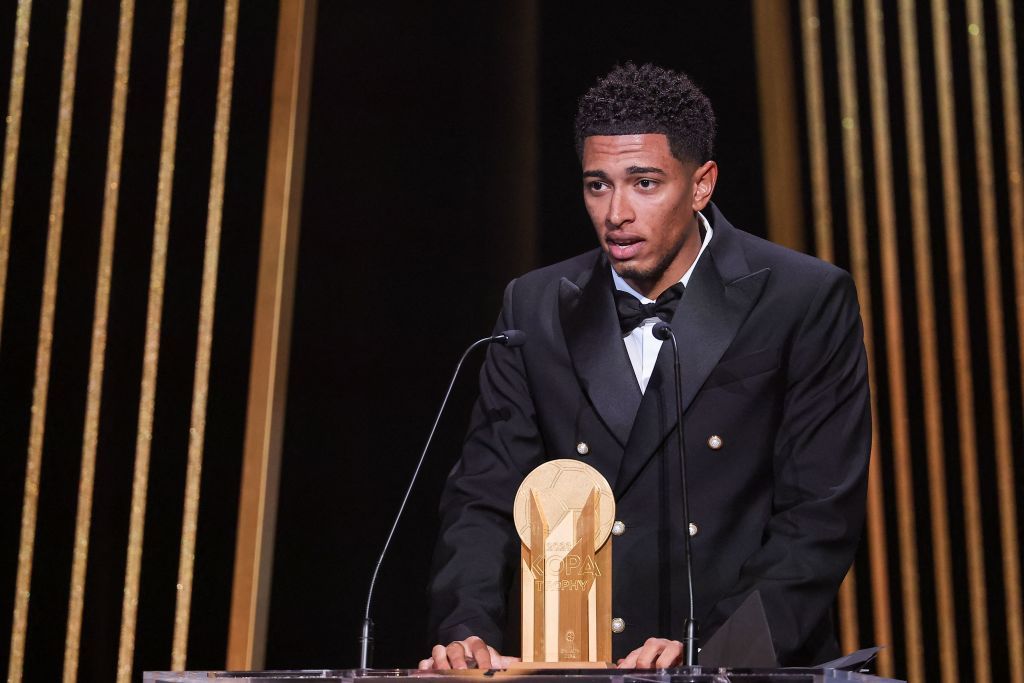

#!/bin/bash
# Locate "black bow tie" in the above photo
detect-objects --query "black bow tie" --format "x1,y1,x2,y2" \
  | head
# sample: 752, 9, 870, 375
613, 283, 685, 334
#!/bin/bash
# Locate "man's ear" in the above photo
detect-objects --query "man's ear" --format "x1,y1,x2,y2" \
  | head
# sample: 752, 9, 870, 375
692, 161, 718, 211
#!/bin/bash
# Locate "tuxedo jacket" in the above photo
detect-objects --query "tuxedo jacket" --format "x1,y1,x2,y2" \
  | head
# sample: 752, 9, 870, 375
428, 204, 870, 665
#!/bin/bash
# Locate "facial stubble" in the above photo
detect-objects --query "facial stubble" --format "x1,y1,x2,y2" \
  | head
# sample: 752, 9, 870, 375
611, 218, 696, 293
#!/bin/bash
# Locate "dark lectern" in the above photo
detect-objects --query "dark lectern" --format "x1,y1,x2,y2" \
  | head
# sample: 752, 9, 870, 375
144, 668, 904, 682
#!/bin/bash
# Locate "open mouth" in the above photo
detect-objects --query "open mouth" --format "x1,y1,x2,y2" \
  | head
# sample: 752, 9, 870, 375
606, 235, 643, 260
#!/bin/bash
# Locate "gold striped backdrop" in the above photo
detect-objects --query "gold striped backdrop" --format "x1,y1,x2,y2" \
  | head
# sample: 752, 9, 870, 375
4, 1, 1024, 680
8, 2, 83, 682
760, 0, 1024, 680
0, 1, 295, 680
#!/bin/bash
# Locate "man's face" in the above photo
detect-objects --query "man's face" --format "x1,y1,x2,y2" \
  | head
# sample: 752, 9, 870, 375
581, 133, 716, 298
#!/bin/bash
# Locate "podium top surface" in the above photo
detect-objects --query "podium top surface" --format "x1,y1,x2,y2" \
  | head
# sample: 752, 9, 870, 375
143, 668, 903, 683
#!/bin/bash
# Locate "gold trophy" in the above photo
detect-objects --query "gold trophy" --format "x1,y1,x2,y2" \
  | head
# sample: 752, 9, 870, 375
513, 459, 615, 665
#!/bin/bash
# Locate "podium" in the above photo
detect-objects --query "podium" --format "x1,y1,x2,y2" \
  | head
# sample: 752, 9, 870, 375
144, 668, 904, 682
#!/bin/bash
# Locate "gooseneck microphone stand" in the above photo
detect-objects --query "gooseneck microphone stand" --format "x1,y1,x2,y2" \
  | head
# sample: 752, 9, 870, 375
358, 330, 526, 670
653, 321, 698, 667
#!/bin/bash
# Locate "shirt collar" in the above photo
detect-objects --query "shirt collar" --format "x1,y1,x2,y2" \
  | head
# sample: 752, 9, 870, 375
610, 210, 714, 303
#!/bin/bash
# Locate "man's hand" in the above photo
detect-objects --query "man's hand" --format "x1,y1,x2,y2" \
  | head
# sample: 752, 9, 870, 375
617, 637, 686, 669
417, 636, 521, 670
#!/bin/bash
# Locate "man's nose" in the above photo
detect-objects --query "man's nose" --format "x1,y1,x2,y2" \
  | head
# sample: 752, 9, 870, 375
606, 190, 634, 227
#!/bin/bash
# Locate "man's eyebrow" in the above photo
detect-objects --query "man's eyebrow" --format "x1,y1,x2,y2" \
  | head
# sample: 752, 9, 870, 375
626, 165, 666, 175
582, 169, 609, 180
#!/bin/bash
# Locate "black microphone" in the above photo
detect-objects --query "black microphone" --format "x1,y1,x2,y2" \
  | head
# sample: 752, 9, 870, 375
498, 329, 526, 348
358, 329, 527, 670
652, 320, 698, 667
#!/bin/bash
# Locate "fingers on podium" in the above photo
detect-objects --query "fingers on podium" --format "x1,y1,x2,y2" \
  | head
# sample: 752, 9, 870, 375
438, 639, 483, 670
423, 637, 510, 670
619, 638, 684, 669
463, 636, 492, 669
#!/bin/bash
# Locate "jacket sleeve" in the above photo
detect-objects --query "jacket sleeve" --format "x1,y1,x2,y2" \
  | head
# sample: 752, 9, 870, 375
704, 268, 871, 664
427, 279, 545, 651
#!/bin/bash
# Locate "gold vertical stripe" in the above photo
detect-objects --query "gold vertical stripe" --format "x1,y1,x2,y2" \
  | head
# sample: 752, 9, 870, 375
863, 2, 925, 680
964, 3, 1024, 680
897, 1, 959, 679
116, 1, 188, 681
798, 0, 834, 263
7, 2, 83, 682
836, 567, 858, 656
996, 2, 1024, 670
799, 0, 857, 651
753, 0, 805, 252
0, 0, 32, 346
227, 0, 317, 668
834, 1, 893, 676
170, 0, 239, 669
998, 0, 1024, 438
930, 0, 991, 679
62, 1, 134, 680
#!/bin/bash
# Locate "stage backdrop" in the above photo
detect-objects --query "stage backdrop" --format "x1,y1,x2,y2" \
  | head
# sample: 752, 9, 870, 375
1, 2, 1022, 683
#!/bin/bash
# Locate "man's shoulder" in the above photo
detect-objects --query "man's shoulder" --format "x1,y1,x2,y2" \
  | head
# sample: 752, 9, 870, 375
509, 248, 603, 296
742, 229, 843, 274
717, 212, 851, 288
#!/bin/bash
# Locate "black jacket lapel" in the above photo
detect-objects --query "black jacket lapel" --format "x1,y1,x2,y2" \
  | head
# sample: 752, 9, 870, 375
615, 209, 771, 497
559, 253, 642, 450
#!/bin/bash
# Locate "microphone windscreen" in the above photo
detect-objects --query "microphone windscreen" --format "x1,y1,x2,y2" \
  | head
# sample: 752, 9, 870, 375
498, 329, 527, 347
652, 321, 673, 340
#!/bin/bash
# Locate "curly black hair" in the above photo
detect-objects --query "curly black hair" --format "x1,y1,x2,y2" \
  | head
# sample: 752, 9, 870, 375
574, 62, 716, 164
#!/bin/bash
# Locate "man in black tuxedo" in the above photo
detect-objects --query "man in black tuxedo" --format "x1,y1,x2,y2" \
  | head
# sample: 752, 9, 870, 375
420, 63, 869, 670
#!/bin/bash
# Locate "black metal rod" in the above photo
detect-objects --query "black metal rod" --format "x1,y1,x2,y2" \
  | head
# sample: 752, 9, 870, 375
358, 333, 512, 669
666, 328, 698, 666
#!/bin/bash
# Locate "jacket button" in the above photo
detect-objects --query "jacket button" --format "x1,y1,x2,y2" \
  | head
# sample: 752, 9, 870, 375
576, 441, 590, 455
611, 520, 625, 536
688, 522, 699, 537
611, 617, 625, 633
707, 435, 723, 450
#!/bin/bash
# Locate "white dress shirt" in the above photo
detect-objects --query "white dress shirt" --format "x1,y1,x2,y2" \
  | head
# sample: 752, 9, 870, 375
611, 212, 713, 393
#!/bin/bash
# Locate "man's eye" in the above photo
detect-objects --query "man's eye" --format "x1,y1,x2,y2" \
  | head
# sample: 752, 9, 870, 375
637, 178, 657, 189
587, 181, 607, 192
